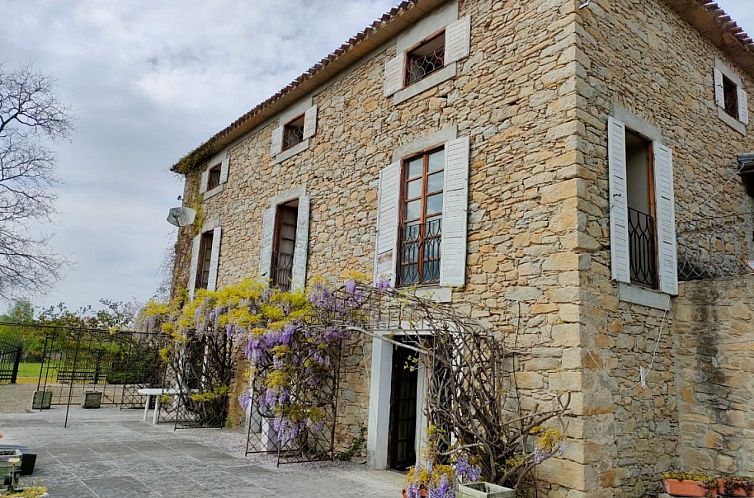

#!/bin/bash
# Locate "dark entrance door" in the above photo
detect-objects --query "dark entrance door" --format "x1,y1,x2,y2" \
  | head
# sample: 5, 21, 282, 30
388, 343, 418, 470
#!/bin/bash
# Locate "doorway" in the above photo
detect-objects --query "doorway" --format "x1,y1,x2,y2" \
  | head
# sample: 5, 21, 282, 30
387, 342, 418, 470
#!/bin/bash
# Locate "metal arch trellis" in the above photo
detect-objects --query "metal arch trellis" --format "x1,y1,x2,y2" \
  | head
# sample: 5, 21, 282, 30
244, 284, 570, 484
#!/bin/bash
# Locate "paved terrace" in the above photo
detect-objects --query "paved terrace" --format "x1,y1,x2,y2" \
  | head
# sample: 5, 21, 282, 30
0, 386, 402, 497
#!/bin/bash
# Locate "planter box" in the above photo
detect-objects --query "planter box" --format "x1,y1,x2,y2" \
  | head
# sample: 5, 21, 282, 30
456, 482, 515, 498
31, 390, 52, 410
663, 479, 717, 497
81, 391, 102, 409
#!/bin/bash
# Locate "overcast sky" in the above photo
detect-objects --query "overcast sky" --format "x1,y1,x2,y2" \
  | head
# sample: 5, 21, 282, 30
1, 1, 752, 313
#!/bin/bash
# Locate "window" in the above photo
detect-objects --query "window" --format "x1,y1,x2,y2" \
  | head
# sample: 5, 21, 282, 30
207, 164, 222, 191
722, 74, 739, 120
405, 32, 446, 86
625, 130, 659, 289
272, 201, 298, 291
282, 115, 305, 151
195, 231, 214, 290
398, 148, 444, 286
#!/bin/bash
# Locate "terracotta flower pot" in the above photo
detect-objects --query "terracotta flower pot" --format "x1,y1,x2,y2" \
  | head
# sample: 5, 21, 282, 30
718, 478, 754, 497
401, 488, 428, 498
663, 478, 716, 497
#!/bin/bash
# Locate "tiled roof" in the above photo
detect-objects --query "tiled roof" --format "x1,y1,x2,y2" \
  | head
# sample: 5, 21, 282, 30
172, 0, 754, 174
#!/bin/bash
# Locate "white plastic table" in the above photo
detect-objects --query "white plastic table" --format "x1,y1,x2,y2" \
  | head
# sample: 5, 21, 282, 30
137, 388, 177, 424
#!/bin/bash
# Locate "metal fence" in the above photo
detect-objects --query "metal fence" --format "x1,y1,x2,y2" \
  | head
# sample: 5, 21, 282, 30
677, 212, 754, 281
0, 341, 22, 384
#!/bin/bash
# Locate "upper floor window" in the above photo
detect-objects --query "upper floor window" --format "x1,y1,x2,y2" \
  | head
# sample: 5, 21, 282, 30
405, 32, 445, 86
714, 58, 749, 133
207, 164, 222, 191
398, 147, 444, 286
272, 201, 298, 291
722, 74, 739, 120
282, 115, 305, 151
195, 230, 214, 290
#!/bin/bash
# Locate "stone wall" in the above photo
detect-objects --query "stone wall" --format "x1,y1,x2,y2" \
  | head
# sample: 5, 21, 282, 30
575, 0, 754, 496
674, 275, 754, 476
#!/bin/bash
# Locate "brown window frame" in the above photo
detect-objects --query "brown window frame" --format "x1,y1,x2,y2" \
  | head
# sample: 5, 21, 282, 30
207, 163, 222, 191
722, 74, 740, 120
195, 230, 214, 290
397, 146, 444, 287
271, 202, 299, 291
282, 114, 305, 151
404, 30, 446, 87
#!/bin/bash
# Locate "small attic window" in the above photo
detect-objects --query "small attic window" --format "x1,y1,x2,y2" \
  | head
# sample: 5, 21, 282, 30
282, 115, 305, 151
207, 164, 222, 191
405, 32, 446, 86
723, 75, 739, 120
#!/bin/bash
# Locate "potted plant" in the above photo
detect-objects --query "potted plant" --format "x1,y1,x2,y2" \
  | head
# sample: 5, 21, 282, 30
718, 476, 754, 497
662, 471, 718, 497
81, 391, 102, 409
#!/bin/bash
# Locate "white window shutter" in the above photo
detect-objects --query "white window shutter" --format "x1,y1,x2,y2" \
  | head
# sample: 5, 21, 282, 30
738, 85, 749, 125
270, 126, 284, 157
653, 143, 678, 295
374, 162, 400, 285
188, 234, 201, 299
714, 68, 724, 108
440, 136, 470, 287
445, 16, 471, 64
199, 169, 209, 194
302, 106, 318, 140
383, 55, 403, 97
290, 195, 310, 290
219, 153, 229, 184
608, 117, 631, 284
206, 227, 222, 292
259, 207, 276, 278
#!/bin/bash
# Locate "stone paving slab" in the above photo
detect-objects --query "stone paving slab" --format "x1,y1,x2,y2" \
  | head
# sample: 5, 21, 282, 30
0, 402, 404, 497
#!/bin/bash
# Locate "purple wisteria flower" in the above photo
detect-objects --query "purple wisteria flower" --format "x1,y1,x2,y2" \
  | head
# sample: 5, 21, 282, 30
345, 279, 357, 294
430, 474, 453, 498
376, 278, 391, 290
237, 392, 251, 411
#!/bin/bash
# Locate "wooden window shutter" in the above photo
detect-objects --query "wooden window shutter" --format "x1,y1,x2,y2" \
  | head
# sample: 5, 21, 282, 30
383, 55, 403, 97
290, 195, 310, 290
738, 85, 749, 125
714, 68, 724, 108
445, 16, 471, 64
199, 169, 209, 194
302, 106, 318, 140
206, 226, 222, 292
608, 116, 631, 284
188, 234, 201, 299
259, 207, 276, 278
440, 136, 470, 287
653, 143, 678, 295
219, 152, 229, 184
374, 162, 401, 285
270, 126, 284, 156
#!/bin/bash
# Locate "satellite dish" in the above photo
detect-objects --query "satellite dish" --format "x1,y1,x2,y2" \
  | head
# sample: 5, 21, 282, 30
167, 207, 196, 227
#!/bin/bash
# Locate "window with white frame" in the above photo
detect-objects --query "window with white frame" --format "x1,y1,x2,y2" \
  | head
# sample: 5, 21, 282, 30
714, 58, 749, 132
383, 13, 470, 99
200, 150, 229, 196
375, 136, 469, 289
270, 106, 318, 159
259, 193, 310, 291
608, 116, 678, 297
189, 226, 222, 298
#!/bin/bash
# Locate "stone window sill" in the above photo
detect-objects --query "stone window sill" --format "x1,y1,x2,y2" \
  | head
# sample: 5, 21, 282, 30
717, 107, 747, 135
203, 183, 225, 201
393, 63, 457, 105
618, 283, 671, 310
401, 286, 452, 303
273, 139, 310, 165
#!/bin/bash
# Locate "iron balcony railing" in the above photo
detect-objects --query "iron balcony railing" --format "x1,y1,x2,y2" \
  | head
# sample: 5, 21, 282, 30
677, 212, 754, 281
398, 218, 442, 286
272, 251, 294, 291
628, 207, 659, 289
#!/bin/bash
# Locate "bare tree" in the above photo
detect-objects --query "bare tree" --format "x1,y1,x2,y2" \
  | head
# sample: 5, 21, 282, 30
0, 64, 72, 298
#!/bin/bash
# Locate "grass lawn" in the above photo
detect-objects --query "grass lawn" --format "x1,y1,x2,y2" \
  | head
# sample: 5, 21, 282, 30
15, 362, 56, 383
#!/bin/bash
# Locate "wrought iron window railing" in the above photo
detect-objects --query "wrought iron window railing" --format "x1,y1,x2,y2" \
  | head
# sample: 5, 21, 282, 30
406, 46, 445, 86
272, 251, 294, 291
398, 218, 442, 286
677, 212, 754, 281
282, 123, 304, 151
628, 207, 659, 288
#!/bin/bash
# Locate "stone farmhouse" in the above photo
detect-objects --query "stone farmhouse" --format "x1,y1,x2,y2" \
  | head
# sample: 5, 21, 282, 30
169, 0, 754, 496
